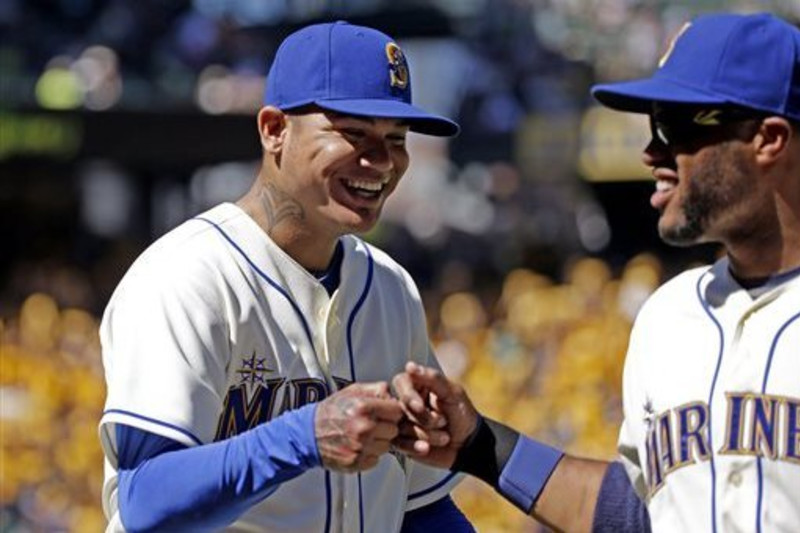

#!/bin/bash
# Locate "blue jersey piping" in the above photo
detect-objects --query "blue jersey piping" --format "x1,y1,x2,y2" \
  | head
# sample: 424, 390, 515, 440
408, 471, 458, 500
345, 239, 374, 533
755, 310, 800, 533
103, 408, 203, 446
696, 270, 724, 533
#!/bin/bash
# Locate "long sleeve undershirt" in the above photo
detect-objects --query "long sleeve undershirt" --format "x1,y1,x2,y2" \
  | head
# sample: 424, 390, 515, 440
114, 404, 472, 532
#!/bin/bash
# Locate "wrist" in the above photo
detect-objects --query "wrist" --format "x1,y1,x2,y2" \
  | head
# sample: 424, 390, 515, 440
499, 436, 564, 512
450, 416, 564, 513
260, 403, 322, 469
451, 415, 519, 488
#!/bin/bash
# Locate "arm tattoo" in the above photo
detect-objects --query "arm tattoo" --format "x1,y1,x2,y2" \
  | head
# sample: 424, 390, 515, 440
259, 182, 304, 233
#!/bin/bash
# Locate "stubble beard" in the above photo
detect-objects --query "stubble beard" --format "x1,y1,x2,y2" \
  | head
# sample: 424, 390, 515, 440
658, 145, 751, 248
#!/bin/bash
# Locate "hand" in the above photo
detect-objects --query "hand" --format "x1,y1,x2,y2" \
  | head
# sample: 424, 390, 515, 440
314, 382, 403, 473
391, 362, 479, 469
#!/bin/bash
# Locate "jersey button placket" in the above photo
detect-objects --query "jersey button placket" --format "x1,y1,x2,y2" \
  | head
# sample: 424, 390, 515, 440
310, 290, 333, 383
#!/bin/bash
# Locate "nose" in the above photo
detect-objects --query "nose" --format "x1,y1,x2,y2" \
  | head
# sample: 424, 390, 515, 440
642, 137, 671, 169
360, 140, 393, 173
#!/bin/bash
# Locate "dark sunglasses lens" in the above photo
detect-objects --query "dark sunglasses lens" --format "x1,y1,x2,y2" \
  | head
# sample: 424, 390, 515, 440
650, 116, 671, 145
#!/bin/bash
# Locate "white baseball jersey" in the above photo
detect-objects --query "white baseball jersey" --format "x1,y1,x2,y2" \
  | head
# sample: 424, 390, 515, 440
99, 202, 460, 532
618, 258, 800, 532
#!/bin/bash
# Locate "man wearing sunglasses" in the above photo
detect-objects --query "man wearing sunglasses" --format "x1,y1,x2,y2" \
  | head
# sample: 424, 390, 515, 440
391, 11, 800, 532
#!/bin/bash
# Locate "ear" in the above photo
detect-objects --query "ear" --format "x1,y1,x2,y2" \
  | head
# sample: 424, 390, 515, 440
257, 106, 288, 153
754, 117, 793, 166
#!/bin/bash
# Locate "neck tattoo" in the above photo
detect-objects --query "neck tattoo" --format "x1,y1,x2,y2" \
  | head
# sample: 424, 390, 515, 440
259, 182, 304, 234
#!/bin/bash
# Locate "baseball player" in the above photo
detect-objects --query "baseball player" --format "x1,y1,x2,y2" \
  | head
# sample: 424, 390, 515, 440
392, 12, 800, 533
98, 21, 474, 532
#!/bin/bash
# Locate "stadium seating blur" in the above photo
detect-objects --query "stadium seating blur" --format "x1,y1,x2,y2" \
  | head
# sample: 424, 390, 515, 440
1, 293, 106, 531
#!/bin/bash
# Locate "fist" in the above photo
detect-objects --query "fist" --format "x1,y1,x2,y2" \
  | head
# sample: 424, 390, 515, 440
391, 362, 479, 469
314, 382, 403, 472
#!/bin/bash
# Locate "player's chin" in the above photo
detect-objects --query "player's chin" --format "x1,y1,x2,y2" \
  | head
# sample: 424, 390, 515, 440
342, 208, 382, 234
658, 218, 704, 247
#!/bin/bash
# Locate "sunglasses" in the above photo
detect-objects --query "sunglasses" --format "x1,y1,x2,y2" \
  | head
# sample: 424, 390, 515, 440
649, 104, 764, 147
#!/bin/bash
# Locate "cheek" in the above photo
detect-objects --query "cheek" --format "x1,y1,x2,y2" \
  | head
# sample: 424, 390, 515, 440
314, 144, 359, 177
393, 151, 410, 176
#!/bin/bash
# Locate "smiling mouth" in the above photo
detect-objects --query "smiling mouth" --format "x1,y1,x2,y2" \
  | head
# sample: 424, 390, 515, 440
343, 177, 390, 199
655, 178, 676, 194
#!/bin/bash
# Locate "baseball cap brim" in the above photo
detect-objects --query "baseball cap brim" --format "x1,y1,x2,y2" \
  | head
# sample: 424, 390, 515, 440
311, 98, 460, 137
592, 77, 732, 114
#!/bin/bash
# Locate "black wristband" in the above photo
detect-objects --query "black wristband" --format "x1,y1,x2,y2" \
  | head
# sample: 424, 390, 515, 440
451, 415, 520, 489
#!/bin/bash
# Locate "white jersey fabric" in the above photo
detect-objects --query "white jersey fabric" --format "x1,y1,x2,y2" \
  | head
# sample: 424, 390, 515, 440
619, 258, 800, 532
99, 203, 460, 532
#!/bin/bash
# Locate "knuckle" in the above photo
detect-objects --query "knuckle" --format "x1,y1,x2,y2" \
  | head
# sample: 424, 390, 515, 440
342, 452, 359, 468
353, 418, 375, 437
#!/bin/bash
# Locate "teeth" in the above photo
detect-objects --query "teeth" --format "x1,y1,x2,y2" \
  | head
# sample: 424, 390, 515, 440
656, 179, 675, 192
345, 179, 385, 192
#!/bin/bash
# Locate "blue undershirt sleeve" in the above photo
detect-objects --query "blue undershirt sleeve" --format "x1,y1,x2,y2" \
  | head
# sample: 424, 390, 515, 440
400, 496, 475, 533
591, 461, 651, 533
116, 425, 187, 470
115, 403, 321, 532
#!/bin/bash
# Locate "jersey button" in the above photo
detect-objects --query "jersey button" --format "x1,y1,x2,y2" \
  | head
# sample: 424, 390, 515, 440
728, 471, 743, 487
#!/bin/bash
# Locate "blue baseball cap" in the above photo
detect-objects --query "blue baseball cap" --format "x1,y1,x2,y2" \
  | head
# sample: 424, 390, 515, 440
264, 21, 460, 137
592, 13, 800, 121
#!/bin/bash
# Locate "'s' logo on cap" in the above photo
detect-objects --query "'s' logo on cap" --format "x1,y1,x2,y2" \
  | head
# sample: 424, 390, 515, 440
693, 109, 722, 125
385, 42, 409, 90
658, 22, 691, 68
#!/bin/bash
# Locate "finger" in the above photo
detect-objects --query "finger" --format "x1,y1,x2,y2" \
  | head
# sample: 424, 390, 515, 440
392, 437, 431, 457
395, 366, 454, 428
423, 408, 447, 429
405, 365, 463, 413
419, 427, 450, 447
371, 419, 400, 441
349, 381, 392, 399
392, 372, 427, 414
363, 437, 393, 457
363, 397, 404, 423
404, 363, 453, 400
397, 418, 421, 438
397, 421, 450, 447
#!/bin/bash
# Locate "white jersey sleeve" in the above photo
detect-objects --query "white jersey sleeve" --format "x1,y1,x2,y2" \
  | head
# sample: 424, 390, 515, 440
617, 307, 651, 502
100, 221, 232, 455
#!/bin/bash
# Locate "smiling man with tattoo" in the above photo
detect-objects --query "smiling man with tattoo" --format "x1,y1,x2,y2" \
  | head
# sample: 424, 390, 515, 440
97, 21, 471, 532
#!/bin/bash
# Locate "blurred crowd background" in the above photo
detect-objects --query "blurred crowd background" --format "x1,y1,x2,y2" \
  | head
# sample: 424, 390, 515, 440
2, 0, 798, 531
